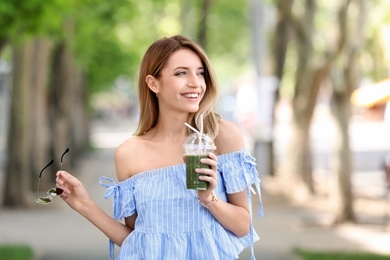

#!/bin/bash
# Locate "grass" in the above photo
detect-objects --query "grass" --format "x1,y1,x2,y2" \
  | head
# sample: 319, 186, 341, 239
0, 244, 34, 260
295, 248, 390, 260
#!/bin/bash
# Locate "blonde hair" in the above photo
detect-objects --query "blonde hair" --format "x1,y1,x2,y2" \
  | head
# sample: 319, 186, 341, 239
134, 35, 220, 138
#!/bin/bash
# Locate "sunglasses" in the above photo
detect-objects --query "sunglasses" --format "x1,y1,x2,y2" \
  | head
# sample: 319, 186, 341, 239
35, 148, 69, 205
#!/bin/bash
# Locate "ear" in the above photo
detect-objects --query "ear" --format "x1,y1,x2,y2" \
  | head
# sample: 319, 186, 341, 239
146, 75, 160, 94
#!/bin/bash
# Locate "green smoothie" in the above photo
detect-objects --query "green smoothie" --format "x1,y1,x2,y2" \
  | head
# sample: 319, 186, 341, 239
186, 154, 210, 190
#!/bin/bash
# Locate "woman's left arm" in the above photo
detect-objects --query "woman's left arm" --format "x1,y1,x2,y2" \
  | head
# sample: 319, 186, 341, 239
200, 189, 250, 237
196, 119, 251, 237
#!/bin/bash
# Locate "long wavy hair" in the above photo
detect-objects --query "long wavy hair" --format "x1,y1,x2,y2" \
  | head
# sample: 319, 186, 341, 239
134, 35, 220, 138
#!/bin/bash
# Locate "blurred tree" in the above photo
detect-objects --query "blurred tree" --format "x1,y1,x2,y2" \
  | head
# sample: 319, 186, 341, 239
181, 0, 196, 37
278, 0, 349, 201
49, 19, 88, 173
197, 0, 212, 48
3, 42, 35, 207
360, 1, 389, 82
272, 0, 388, 223
205, 0, 251, 82
3, 38, 56, 207
330, 0, 366, 223
0, 0, 64, 54
72, 0, 136, 91
1, 0, 131, 207
267, 0, 293, 177
272, 0, 292, 94
0, 0, 71, 207
28, 39, 53, 197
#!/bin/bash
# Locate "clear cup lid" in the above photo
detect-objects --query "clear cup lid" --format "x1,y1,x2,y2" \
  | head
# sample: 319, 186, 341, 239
183, 133, 216, 150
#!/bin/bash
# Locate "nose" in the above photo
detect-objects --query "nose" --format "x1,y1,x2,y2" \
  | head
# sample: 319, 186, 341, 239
188, 72, 202, 88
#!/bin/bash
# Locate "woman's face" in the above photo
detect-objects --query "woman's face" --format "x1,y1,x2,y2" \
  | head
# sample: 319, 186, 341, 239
153, 48, 206, 114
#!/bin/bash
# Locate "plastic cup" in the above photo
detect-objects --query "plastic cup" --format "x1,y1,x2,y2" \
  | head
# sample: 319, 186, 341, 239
183, 133, 216, 190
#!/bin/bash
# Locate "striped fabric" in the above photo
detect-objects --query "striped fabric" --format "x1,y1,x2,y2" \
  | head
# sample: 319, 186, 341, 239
101, 148, 263, 260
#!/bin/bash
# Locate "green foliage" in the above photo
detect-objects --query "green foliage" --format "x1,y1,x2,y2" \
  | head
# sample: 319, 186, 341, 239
72, 0, 135, 92
295, 248, 390, 260
72, 0, 185, 93
76, 0, 258, 92
360, 0, 390, 81
0, 244, 34, 260
0, 0, 68, 42
0, 0, 259, 93
3, 0, 389, 95
206, 0, 252, 85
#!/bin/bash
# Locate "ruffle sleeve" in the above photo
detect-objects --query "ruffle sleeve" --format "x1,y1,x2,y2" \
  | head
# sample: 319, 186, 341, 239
218, 148, 264, 260
219, 148, 263, 217
100, 176, 136, 220
100, 176, 136, 259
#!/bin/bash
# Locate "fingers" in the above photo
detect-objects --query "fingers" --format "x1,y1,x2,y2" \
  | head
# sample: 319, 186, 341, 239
201, 152, 218, 170
198, 152, 218, 172
56, 172, 71, 196
56, 171, 81, 196
196, 152, 218, 189
56, 171, 80, 186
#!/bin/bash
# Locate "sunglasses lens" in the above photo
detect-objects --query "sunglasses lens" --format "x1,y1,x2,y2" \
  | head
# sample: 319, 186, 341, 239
47, 188, 63, 197
35, 196, 52, 205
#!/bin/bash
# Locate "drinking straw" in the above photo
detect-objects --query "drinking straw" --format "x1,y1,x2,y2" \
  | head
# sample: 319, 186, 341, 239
184, 123, 200, 134
199, 114, 203, 154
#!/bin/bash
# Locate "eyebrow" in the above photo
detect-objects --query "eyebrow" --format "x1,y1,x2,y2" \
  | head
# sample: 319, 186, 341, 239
174, 66, 204, 70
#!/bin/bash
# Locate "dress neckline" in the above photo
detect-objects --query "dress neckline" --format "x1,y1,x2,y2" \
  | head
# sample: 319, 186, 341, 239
118, 148, 247, 184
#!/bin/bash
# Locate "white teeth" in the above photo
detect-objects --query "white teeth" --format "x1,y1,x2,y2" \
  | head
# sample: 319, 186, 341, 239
183, 93, 198, 98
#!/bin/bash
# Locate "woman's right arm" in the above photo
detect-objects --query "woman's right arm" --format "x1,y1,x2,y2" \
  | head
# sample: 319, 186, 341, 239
56, 170, 135, 247
56, 139, 138, 245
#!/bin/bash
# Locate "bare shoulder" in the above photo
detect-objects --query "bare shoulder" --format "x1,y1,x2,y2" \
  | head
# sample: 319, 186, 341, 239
114, 136, 144, 182
214, 119, 245, 155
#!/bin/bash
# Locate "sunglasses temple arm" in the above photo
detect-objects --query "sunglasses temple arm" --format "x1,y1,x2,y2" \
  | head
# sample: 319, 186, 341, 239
38, 160, 54, 179
60, 148, 69, 165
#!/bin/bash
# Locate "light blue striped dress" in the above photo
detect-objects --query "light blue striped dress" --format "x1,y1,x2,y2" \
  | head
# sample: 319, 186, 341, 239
100, 148, 263, 260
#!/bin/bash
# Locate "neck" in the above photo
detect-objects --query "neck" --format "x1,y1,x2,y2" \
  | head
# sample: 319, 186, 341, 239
149, 113, 190, 143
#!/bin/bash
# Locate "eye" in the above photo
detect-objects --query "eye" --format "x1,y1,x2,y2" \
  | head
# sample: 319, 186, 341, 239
197, 70, 205, 77
175, 71, 186, 76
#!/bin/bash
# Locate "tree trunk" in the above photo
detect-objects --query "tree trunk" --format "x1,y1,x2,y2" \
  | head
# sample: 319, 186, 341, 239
197, 0, 211, 49
279, 0, 317, 200
284, 63, 329, 199
181, 0, 196, 37
0, 38, 7, 54
3, 42, 34, 208
2, 38, 54, 208
70, 70, 90, 161
273, 0, 292, 82
331, 0, 365, 223
49, 41, 75, 169
271, 0, 292, 176
49, 20, 87, 170
30, 38, 53, 192
280, 0, 350, 201
331, 90, 354, 222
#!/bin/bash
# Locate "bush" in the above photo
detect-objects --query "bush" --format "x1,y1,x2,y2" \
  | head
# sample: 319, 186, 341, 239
294, 248, 390, 260
0, 244, 34, 260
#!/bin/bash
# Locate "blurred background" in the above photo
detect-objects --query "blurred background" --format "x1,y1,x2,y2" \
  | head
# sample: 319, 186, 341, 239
1, 0, 390, 259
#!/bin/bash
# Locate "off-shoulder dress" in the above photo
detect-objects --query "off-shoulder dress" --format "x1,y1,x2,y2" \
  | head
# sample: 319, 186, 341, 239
100, 148, 263, 259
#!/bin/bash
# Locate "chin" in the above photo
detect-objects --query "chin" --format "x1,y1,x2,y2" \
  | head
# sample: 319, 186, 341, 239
180, 104, 199, 113
188, 105, 200, 113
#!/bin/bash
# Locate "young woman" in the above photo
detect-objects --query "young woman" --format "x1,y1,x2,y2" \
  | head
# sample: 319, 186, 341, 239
56, 35, 263, 259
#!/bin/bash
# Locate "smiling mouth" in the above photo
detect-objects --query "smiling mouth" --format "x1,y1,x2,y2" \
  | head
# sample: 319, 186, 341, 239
182, 93, 200, 99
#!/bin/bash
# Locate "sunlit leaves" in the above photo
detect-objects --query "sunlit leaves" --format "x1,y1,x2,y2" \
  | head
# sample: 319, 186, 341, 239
1, 0, 258, 93
0, 0, 65, 42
